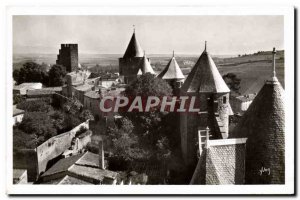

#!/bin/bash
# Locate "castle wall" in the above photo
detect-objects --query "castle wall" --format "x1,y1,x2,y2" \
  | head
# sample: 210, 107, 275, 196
36, 121, 89, 176
13, 121, 90, 181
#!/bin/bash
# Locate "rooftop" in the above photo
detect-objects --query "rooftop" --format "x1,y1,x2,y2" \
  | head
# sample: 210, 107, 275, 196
58, 175, 91, 185
26, 87, 62, 96
13, 105, 25, 116
181, 43, 230, 93
138, 53, 155, 75
123, 32, 144, 58
157, 54, 185, 80
190, 138, 247, 185
230, 76, 285, 184
84, 90, 101, 99
74, 84, 93, 92
13, 169, 27, 179
235, 93, 257, 102
41, 152, 119, 184
13, 82, 42, 90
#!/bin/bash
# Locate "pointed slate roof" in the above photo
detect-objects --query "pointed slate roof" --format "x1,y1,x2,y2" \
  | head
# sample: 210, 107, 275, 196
230, 76, 285, 184
181, 43, 230, 93
190, 138, 247, 185
157, 53, 185, 80
123, 32, 144, 58
138, 53, 155, 75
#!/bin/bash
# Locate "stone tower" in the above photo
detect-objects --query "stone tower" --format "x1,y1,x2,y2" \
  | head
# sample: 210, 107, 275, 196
119, 29, 144, 84
231, 48, 285, 184
180, 42, 231, 167
137, 51, 156, 75
56, 44, 78, 72
157, 51, 185, 90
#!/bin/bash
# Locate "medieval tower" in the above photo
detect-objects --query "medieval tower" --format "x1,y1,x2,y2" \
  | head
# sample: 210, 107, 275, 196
119, 29, 144, 84
56, 44, 79, 72
231, 48, 285, 184
157, 51, 185, 90
137, 51, 156, 76
180, 42, 232, 167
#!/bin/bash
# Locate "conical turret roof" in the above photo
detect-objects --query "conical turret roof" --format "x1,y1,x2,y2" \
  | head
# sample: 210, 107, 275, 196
181, 42, 230, 93
123, 32, 143, 58
230, 50, 285, 184
138, 53, 155, 75
157, 52, 185, 80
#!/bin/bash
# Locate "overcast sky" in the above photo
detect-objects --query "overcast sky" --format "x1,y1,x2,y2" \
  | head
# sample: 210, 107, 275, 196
13, 15, 284, 55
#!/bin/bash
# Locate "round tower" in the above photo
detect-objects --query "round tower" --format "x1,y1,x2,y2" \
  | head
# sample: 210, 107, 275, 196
157, 51, 185, 91
231, 48, 285, 184
180, 41, 231, 166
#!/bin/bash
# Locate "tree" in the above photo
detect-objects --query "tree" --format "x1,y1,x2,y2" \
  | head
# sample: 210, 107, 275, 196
62, 97, 83, 115
13, 128, 37, 149
48, 64, 67, 86
125, 73, 172, 97
50, 111, 65, 133
62, 114, 81, 132
17, 99, 52, 112
107, 117, 149, 162
79, 109, 95, 121
18, 112, 57, 146
123, 73, 172, 134
222, 73, 241, 95
13, 62, 48, 85
121, 74, 174, 161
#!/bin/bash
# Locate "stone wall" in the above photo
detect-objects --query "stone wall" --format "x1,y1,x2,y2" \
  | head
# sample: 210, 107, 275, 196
13, 120, 90, 181
36, 121, 89, 176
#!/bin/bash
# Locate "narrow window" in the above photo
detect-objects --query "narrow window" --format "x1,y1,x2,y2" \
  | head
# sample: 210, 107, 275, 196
223, 96, 227, 104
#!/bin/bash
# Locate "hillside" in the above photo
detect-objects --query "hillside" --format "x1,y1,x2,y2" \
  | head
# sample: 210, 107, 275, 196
13, 50, 284, 95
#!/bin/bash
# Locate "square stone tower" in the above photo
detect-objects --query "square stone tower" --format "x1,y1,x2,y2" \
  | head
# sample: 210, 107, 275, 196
56, 44, 78, 72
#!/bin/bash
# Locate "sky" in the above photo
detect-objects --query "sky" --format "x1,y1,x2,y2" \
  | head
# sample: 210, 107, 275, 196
13, 15, 284, 55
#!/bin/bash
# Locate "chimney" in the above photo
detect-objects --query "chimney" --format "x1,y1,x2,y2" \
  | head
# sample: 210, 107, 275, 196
99, 139, 105, 170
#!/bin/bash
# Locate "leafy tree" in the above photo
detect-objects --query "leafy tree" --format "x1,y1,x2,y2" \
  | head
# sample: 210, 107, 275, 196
13, 62, 48, 85
62, 97, 83, 115
107, 117, 149, 161
48, 64, 67, 86
62, 114, 81, 132
222, 73, 241, 95
17, 99, 52, 112
125, 73, 172, 98
13, 128, 37, 149
18, 112, 57, 145
79, 109, 94, 121
123, 73, 172, 134
120, 74, 174, 161
50, 111, 65, 132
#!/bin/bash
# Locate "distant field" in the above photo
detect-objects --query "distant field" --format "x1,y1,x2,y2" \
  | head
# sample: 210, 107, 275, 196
13, 50, 284, 95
